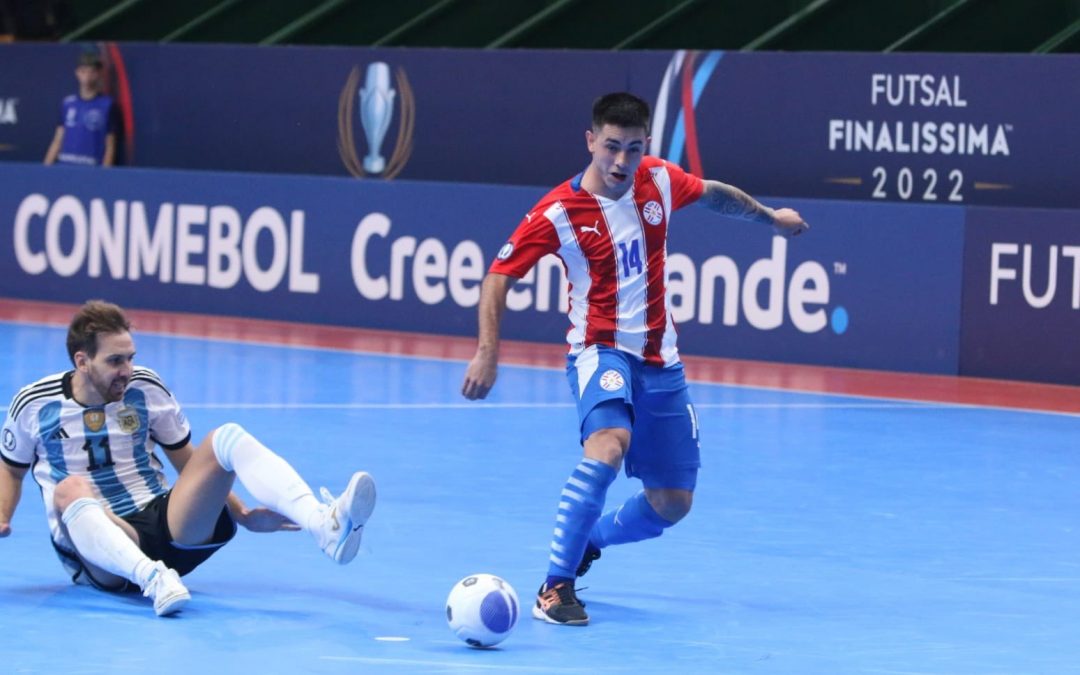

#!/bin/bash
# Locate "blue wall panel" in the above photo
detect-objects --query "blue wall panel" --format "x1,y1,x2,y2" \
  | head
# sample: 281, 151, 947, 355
960, 208, 1080, 385
2, 44, 1077, 208
0, 163, 969, 375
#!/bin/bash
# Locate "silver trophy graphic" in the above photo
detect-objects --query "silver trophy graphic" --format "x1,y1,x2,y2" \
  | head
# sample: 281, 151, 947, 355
358, 62, 396, 174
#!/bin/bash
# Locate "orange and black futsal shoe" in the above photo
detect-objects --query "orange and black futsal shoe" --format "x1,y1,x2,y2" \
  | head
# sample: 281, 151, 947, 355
533, 582, 589, 625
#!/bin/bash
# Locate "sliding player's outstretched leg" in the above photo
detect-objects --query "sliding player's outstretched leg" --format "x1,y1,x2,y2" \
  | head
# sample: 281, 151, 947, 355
208, 423, 376, 564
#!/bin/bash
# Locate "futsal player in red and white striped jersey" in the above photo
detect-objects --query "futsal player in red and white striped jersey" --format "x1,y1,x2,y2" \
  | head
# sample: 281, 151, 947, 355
462, 92, 808, 625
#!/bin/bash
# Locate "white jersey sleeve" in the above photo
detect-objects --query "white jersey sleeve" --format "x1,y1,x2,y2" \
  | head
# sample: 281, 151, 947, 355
2, 375, 65, 468
132, 367, 192, 450
2, 408, 35, 468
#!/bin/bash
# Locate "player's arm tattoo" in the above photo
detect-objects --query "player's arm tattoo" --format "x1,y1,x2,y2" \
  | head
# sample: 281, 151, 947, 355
699, 180, 775, 225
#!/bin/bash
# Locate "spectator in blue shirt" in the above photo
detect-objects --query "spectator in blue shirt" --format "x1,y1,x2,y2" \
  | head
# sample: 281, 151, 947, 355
44, 50, 119, 167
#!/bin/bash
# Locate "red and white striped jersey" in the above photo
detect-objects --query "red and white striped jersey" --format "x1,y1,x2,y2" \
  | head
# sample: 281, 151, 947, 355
490, 156, 704, 366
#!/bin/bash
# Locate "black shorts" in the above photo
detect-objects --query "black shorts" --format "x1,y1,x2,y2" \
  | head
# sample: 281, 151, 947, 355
123, 491, 237, 576
55, 491, 236, 592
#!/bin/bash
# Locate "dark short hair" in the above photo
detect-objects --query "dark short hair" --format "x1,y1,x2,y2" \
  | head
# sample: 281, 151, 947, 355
67, 300, 131, 364
592, 92, 651, 134
77, 50, 103, 68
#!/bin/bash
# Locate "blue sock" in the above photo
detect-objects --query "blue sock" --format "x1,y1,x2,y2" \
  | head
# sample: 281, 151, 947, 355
545, 458, 617, 587
590, 490, 673, 548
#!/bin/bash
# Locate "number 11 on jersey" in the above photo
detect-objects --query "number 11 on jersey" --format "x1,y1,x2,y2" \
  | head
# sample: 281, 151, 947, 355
83, 437, 115, 471
618, 239, 643, 278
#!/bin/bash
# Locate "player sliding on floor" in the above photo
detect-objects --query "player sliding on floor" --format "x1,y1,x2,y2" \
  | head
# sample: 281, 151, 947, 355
0, 300, 376, 616
462, 92, 808, 626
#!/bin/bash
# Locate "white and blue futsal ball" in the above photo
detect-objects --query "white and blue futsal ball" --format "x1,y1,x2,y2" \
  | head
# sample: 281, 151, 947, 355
445, 573, 519, 648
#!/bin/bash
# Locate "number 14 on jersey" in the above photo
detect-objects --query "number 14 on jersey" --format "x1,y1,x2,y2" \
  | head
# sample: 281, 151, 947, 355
618, 239, 643, 278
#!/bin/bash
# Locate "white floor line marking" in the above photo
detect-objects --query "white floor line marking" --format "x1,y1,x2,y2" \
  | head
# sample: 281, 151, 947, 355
691, 378, 1080, 419
10, 315, 1080, 416
180, 402, 936, 410
942, 577, 1080, 582
320, 656, 591, 671
5, 318, 1076, 418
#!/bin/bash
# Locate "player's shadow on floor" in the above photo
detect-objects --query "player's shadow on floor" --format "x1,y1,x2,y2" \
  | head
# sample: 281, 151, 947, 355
574, 596, 656, 622
5, 583, 338, 621
5, 583, 160, 615
194, 581, 425, 615
2, 583, 73, 597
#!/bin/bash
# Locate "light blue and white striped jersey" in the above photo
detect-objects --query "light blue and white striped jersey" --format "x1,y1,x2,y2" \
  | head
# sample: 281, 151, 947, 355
1, 367, 190, 551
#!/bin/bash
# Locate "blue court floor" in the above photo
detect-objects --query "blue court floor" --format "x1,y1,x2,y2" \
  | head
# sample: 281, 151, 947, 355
2, 321, 1079, 674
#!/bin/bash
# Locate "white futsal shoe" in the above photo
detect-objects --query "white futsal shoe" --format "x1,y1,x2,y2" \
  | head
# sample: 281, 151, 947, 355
315, 471, 376, 564
143, 561, 190, 616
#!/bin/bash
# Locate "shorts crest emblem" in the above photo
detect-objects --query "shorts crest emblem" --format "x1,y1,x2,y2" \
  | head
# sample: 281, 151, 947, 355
599, 370, 625, 391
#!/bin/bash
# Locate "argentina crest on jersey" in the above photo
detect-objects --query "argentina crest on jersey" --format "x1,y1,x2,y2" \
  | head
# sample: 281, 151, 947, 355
117, 406, 140, 434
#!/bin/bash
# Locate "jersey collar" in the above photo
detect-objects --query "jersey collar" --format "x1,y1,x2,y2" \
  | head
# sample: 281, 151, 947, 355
570, 170, 585, 192
61, 371, 75, 401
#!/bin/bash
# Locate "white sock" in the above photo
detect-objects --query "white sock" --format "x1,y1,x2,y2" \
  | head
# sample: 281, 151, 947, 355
211, 423, 324, 532
62, 498, 157, 588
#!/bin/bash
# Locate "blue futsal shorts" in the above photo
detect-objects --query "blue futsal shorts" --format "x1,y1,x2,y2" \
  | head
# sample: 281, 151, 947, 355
566, 345, 701, 491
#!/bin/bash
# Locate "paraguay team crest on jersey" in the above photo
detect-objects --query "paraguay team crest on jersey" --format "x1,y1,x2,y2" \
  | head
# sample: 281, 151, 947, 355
642, 200, 664, 225
117, 407, 140, 434
83, 409, 106, 432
